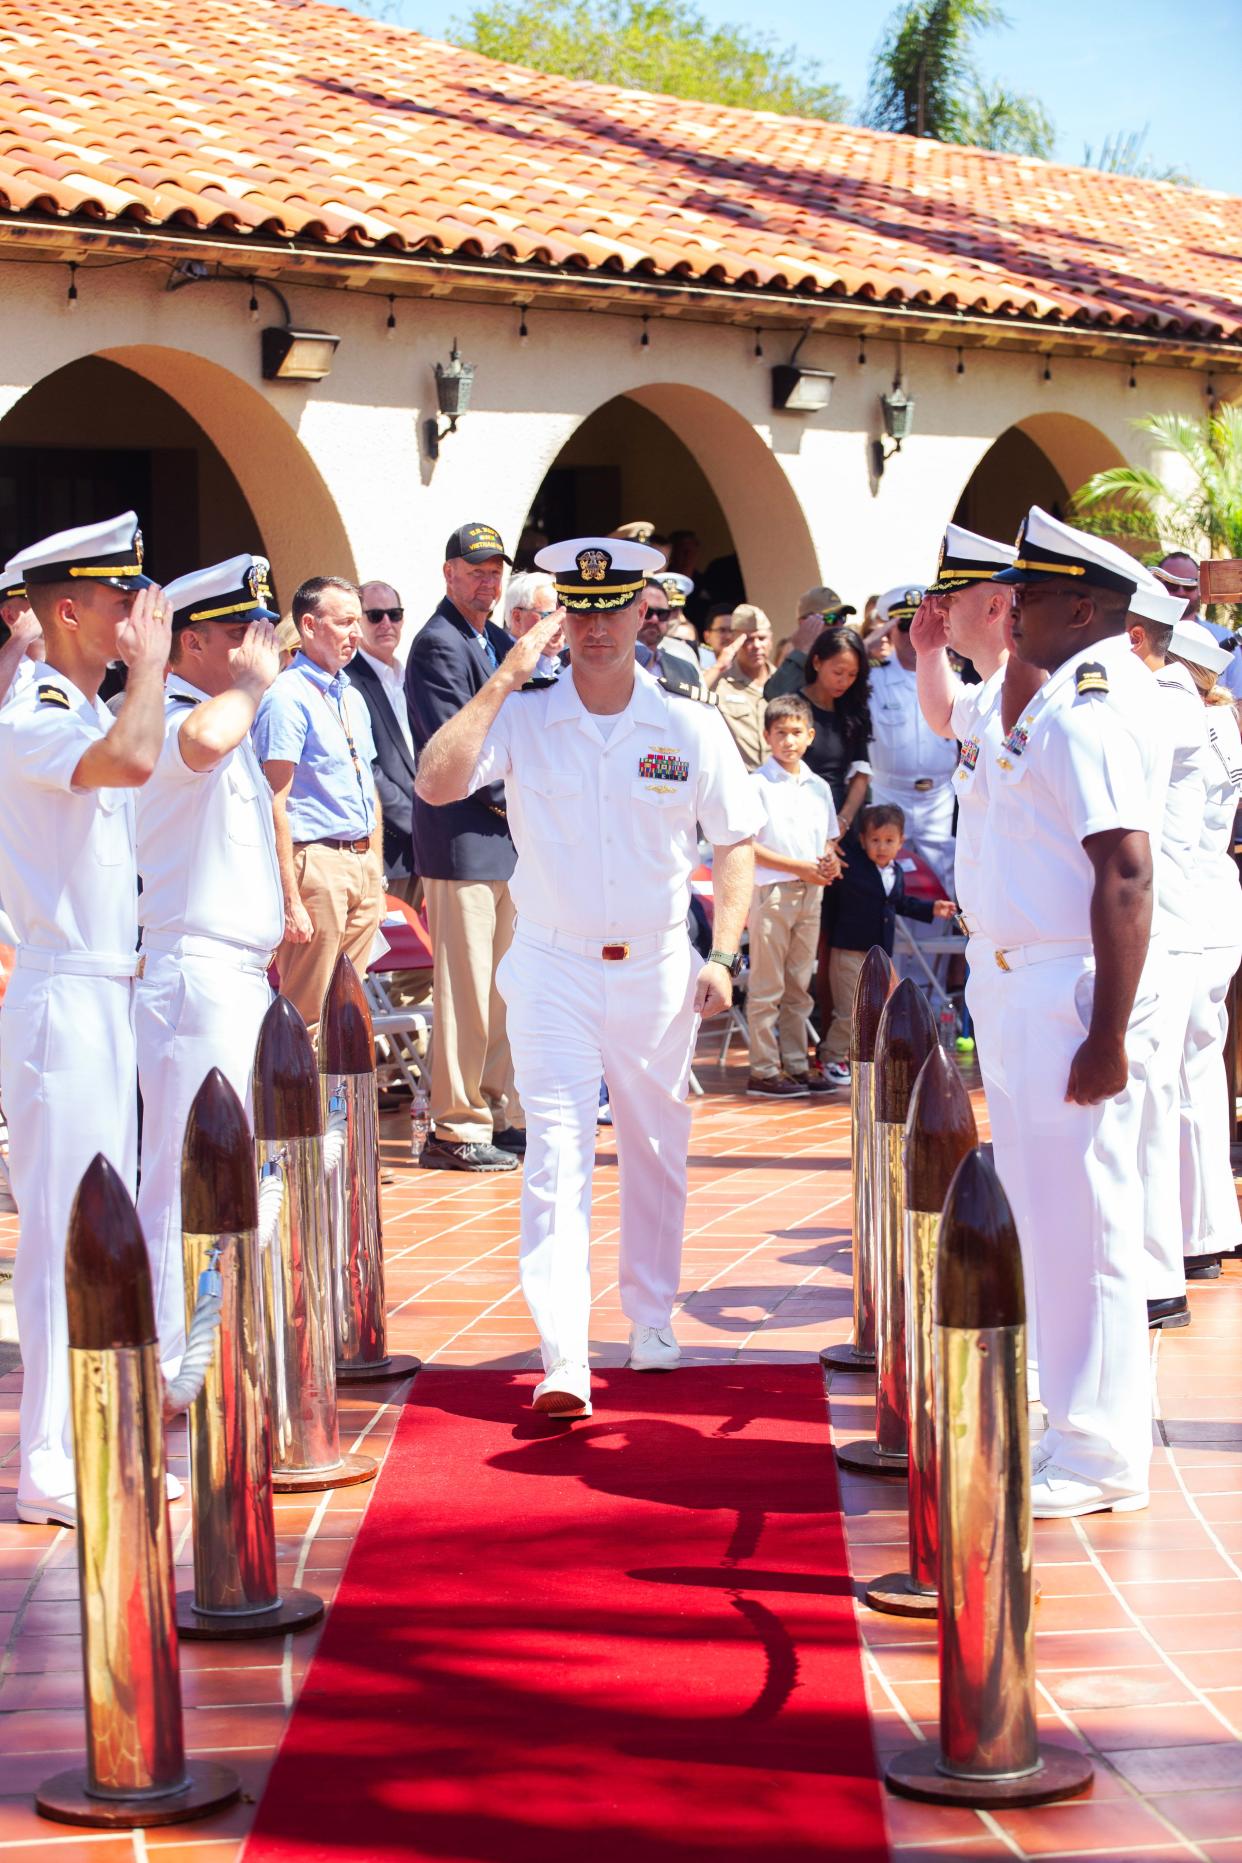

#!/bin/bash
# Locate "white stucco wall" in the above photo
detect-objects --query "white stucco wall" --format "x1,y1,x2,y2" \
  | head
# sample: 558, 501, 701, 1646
0, 255, 1219, 629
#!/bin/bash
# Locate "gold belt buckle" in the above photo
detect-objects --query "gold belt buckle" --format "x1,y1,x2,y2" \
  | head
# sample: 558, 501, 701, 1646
994, 948, 1012, 972
601, 942, 630, 961
914, 777, 933, 791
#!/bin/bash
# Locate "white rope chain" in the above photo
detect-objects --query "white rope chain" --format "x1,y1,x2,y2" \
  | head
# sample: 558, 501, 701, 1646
163, 1105, 349, 1415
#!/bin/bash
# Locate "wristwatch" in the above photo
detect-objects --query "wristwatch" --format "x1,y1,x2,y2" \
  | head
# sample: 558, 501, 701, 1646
707, 948, 743, 978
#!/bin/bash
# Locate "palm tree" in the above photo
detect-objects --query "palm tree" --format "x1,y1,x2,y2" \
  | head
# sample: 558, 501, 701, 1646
862, 0, 1050, 157
1071, 406, 1242, 560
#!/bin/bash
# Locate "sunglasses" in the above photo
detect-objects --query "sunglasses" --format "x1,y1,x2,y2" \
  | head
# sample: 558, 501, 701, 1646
364, 607, 404, 624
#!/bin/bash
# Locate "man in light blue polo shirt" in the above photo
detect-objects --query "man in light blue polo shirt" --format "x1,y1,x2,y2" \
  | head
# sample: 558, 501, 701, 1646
253, 574, 384, 1032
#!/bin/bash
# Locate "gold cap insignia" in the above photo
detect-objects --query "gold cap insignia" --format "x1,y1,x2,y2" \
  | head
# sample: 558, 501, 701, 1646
578, 548, 610, 583
247, 557, 273, 605
134, 527, 145, 567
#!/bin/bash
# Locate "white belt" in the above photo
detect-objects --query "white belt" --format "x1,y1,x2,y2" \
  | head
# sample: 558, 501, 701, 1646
515, 918, 684, 961
15, 946, 138, 979
139, 931, 276, 975
991, 938, 1093, 974
871, 773, 952, 794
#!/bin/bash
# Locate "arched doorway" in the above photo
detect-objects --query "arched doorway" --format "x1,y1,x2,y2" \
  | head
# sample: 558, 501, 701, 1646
0, 348, 353, 604
522, 386, 819, 628
953, 412, 1129, 544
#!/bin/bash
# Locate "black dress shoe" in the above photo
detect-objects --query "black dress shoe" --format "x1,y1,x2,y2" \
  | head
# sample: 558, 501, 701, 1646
419, 1136, 517, 1173
1184, 1253, 1222, 1280
1147, 1295, 1191, 1329
493, 1126, 527, 1155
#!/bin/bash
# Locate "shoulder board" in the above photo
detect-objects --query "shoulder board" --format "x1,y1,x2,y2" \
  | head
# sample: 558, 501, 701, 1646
168, 694, 199, 707
659, 676, 718, 707
1075, 662, 1109, 697
517, 676, 558, 693
36, 682, 70, 709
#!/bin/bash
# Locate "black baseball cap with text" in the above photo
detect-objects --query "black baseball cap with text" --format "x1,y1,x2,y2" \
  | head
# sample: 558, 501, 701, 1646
445, 522, 512, 565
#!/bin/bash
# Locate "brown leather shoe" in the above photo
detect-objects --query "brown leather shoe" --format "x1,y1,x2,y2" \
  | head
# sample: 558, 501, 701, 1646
746, 1074, 810, 1098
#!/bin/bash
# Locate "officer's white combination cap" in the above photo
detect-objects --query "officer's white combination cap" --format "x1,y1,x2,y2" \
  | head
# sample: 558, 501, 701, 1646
995, 506, 1141, 597
535, 536, 666, 613
657, 572, 695, 605
1170, 617, 1232, 674
1128, 577, 1187, 627
928, 523, 1016, 594
876, 583, 925, 622
164, 554, 279, 631
6, 510, 151, 592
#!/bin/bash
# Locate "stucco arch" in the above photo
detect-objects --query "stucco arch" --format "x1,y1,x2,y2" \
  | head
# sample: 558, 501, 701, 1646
952, 411, 1129, 544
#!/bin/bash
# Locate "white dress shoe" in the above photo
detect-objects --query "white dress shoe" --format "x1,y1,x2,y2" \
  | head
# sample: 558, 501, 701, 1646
16, 1493, 76, 1527
1030, 1464, 1148, 1519
532, 1359, 592, 1417
628, 1323, 681, 1371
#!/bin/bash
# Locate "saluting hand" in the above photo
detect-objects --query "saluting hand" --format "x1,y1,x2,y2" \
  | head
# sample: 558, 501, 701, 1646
498, 611, 564, 689
116, 583, 173, 672
909, 596, 949, 656
8, 610, 43, 658
228, 617, 281, 696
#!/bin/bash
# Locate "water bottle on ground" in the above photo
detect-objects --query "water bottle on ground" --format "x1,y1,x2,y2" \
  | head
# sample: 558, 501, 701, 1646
410, 1082, 430, 1161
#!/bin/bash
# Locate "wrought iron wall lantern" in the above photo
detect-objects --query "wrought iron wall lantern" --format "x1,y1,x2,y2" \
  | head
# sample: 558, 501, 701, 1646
425, 343, 476, 459
872, 383, 916, 477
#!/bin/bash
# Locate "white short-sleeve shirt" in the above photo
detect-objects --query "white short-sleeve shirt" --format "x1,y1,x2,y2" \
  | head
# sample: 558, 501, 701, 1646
0, 662, 137, 957
468, 666, 764, 939
1199, 705, 1242, 950
137, 673, 285, 954
949, 664, 1005, 919
974, 634, 1170, 948
1150, 660, 1212, 954
749, 756, 839, 887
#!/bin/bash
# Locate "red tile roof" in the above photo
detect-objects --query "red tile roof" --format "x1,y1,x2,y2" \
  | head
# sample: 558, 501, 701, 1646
1, 0, 1240, 343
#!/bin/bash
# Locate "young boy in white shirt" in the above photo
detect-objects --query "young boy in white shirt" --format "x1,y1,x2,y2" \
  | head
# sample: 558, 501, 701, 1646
746, 694, 841, 1097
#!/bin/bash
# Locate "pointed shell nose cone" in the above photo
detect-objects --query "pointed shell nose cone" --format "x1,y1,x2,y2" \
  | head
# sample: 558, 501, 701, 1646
182, 1068, 259, 1234
874, 978, 938, 1124
906, 1045, 978, 1214
935, 1147, 1026, 1330
319, 954, 374, 1076
253, 994, 321, 1141
65, 1155, 156, 1350
851, 943, 895, 1063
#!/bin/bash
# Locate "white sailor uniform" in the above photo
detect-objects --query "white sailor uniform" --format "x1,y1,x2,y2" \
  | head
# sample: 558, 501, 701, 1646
975, 633, 1169, 1495
1139, 660, 1211, 1301
0, 665, 139, 1511
135, 672, 283, 1366
468, 665, 762, 1369
868, 656, 960, 888
1179, 705, 1242, 1261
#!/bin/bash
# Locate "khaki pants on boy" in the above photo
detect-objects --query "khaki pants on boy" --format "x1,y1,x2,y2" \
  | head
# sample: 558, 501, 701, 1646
746, 880, 821, 1078
822, 947, 868, 1062
425, 877, 523, 1144
277, 842, 384, 1035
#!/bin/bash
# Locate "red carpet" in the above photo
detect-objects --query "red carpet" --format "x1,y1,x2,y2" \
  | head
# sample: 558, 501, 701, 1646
244, 1366, 889, 1863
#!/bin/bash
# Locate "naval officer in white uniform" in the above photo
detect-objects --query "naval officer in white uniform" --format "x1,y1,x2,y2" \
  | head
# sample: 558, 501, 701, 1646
415, 536, 762, 1418
980, 508, 1170, 1519
0, 513, 171, 1525
135, 555, 284, 1369
866, 584, 960, 890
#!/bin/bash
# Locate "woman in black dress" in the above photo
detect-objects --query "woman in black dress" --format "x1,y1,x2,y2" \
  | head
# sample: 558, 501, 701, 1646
800, 627, 872, 830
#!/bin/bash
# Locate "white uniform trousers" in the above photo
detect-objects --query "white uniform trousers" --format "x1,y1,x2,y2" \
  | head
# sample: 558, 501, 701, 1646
962, 938, 1038, 1380
1140, 948, 1199, 1298
868, 778, 956, 892
1, 965, 137, 1508
984, 953, 1156, 1493
1180, 942, 1242, 1261
135, 944, 273, 1369
497, 924, 700, 1370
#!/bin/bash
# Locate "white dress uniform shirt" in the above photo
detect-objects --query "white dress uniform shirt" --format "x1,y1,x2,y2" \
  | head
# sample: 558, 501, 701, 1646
949, 665, 1005, 922
0, 664, 139, 1511
356, 646, 415, 757
750, 757, 838, 886
468, 663, 763, 1378
469, 664, 763, 938
978, 631, 1170, 1498
135, 673, 284, 1366
869, 655, 960, 894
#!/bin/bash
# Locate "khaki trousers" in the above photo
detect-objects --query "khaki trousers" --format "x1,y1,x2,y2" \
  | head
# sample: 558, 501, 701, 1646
383, 874, 432, 1010
425, 877, 522, 1143
276, 842, 384, 1034
822, 946, 868, 1062
746, 880, 821, 1077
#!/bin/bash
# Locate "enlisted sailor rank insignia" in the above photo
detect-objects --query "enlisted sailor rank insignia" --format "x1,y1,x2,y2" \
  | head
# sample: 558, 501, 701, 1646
36, 682, 69, 708
639, 748, 689, 783
1075, 662, 1109, 696
577, 547, 610, 582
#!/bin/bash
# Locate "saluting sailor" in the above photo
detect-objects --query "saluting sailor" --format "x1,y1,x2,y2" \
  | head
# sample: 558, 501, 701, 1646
135, 555, 283, 1370
415, 536, 763, 1418
0, 513, 171, 1526
979, 508, 1170, 1520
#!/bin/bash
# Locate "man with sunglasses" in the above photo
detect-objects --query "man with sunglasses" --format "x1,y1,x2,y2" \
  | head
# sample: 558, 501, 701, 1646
351, 580, 418, 906
764, 585, 857, 698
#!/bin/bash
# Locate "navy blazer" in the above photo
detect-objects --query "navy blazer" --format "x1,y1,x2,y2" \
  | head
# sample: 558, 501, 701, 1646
348, 652, 417, 879
405, 597, 517, 883
821, 829, 936, 955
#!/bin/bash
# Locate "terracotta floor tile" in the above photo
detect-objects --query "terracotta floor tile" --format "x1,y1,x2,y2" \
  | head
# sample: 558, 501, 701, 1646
1147, 1785, 1242, 1842
1042, 1665, 1196, 1712
1147, 1614, 1242, 1655
991, 1793, 1190, 1854
1107, 1739, 1242, 1794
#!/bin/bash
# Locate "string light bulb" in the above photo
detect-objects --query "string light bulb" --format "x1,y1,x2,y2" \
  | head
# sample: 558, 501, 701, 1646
66, 261, 78, 311
518, 304, 529, 342
248, 278, 259, 324
640, 315, 650, 348
753, 330, 764, 359
1128, 363, 1137, 389
1206, 375, 1217, 401
956, 347, 965, 377
857, 336, 867, 366
386, 295, 397, 340
1042, 355, 1052, 383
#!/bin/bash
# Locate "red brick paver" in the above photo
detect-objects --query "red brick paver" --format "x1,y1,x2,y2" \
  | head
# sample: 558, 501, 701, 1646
0, 1053, 1239, 1861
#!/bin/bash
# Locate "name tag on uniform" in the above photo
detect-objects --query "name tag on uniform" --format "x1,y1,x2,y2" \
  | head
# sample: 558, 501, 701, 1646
638, 748, 689, 783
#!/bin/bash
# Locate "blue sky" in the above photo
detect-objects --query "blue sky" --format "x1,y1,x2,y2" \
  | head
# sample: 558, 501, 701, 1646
346, 0, 1241, 193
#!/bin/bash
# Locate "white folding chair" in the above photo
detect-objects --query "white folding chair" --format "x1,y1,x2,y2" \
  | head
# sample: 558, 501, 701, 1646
364, 973, 433, 1092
